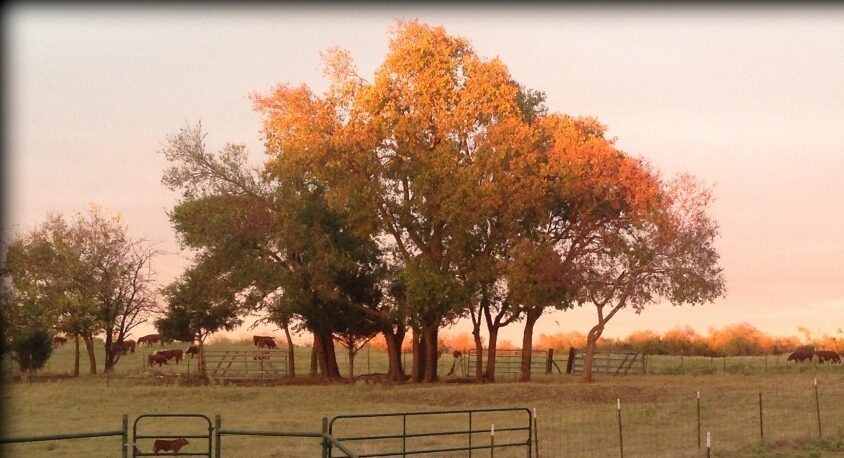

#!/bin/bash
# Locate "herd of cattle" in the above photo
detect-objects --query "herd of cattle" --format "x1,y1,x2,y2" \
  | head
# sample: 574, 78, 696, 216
51, 335, 841, 366
52, 333, 280, 368
786, 349, 841, 363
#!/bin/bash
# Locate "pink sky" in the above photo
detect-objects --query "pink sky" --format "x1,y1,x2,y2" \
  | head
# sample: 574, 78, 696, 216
5, 5, 844, 345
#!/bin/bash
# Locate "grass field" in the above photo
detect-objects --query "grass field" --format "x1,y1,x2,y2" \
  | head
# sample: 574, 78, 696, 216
2, 341, 843, 457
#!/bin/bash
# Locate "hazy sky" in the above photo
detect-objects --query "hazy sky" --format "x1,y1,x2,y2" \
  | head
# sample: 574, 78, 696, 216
5, 5, 844, 344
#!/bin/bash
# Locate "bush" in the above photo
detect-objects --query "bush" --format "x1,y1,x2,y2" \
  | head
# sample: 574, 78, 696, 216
12, 328, 53, 372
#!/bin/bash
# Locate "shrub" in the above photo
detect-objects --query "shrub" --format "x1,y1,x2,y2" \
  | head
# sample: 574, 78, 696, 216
12, 328, 53, 372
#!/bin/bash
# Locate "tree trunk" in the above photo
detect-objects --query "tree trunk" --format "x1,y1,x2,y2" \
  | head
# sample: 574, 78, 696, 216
348, 345, 355, 382
582, 325, 604, 383
310, 335, 319, 377
472, 327, 484, 383
73, 334, 80, 377
423, 324, 439, 383
314, 330, 343, 380
382, 327, 406, 383
484, 326, 500, 382
411, 325, 424, 383
197, 336, 207, 379
518, 311, 541, 382
82, 334, 97, 375
283, 322, 295, 378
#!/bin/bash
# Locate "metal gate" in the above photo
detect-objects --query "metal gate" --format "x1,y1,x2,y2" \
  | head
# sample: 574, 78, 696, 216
132, 414, 213, 457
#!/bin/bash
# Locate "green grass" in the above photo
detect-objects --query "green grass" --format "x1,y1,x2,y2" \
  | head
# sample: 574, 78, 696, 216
2, 342, 844, 457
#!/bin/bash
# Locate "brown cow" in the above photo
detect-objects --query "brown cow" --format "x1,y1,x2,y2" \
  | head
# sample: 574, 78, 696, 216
253, 335, 273, 346
53, 336, 68, 346
112, 339, 136, 355
256, 336, 277, 349
147, 354, 169, 367
816, 350, 841, 364
786, 350, 814, 363
185, 345, 200, 358
154, 349, 184, 364
138, 333, 163, 346
153, 437, 189, 453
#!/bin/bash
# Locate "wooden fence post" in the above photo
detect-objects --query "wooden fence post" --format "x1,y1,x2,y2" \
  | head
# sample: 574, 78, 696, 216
617, 399, 624, 458
545, 349, 553, 374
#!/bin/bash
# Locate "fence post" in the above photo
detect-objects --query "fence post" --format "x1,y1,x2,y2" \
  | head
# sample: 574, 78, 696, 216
546, 349, 553, 374
122, 414, 128, 458
814, 377, 822, 437
696, 391, 701, 450
706, 431, 711, 458
215, 415, 222, 458
533, 408, 539, 458
617, 399, 624, 458
322, 417, 330, 458
490, 424, 495, 458
758, 392, 764, 442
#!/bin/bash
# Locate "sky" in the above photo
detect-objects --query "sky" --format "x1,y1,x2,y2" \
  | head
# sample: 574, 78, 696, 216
5, 4, 844, 345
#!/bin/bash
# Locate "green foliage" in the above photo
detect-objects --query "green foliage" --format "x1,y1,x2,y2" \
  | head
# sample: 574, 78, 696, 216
11, 328, 53, 372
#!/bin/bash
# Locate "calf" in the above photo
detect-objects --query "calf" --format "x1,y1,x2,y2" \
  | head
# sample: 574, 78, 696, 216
147, 353, 169, 368
155, 349, 184, 364
53, 336, 68, 346
152, 437, 189, 453
816, 350, 841, 364
185, 345, 200, 358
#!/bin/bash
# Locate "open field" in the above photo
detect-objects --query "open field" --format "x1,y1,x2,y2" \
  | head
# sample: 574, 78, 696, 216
2, 342, 844, 457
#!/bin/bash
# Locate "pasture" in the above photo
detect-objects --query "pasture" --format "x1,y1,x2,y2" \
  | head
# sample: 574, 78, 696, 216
2, 340, 844, 457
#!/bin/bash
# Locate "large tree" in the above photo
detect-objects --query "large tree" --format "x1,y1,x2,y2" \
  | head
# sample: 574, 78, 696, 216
160, 124, 387, 381
253, 20, 539, 382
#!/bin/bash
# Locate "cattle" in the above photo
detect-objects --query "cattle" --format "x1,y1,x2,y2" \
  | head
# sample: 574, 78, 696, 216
138, 333, 163, 347
152, 438, 189, 454
185, 345, 200, 358
112, 339, 136, 355
816, 350, 841, 364
786, 350, 814, 363
255, 336, 277, 349
253, 335, 273, 346
53, 336, 68, 346
154, 349, 184, 364
147, 354, 169, 368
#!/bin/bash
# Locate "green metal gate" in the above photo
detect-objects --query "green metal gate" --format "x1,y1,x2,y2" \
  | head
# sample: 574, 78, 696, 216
132, 414, 213, 457
328, 407, 533, 457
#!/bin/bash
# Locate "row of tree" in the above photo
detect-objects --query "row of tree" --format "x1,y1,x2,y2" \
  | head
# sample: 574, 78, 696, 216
152, 20, 725, 383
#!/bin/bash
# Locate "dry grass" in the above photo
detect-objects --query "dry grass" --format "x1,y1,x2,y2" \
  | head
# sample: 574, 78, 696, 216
2, 342, 843, 457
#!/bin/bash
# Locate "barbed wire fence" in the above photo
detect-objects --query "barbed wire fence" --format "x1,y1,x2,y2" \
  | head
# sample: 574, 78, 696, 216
537, 377, 844, 457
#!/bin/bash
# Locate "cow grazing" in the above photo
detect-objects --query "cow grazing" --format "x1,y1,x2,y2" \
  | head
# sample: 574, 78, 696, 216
138, 333, 162, 347
53, 336, 68, 346
152, 437, 189, 453
253, 335, 273, 346
816, 350, 841, 364
112, 339, 136, 355
185, 345, 200, 358
154, 349, 184, 364
256, 336, 277, 349
147, 354, 169, 368
786, 350, 814, 363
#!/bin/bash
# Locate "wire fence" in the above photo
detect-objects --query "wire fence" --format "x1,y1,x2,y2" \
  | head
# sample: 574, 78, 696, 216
537, 377, 844, 457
